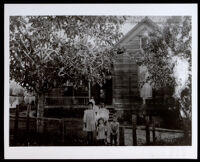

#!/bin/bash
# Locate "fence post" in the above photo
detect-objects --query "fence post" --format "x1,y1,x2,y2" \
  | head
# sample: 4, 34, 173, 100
26, 104, 30, 145
43, 119, 47, 145
88, 80, 91, 99
152, 119, 156, 144
60, 119, 65, 144
119, 126, 124, 146
14, 105, 19, 145
132, 114, 137, 146
145, 115, 150, 145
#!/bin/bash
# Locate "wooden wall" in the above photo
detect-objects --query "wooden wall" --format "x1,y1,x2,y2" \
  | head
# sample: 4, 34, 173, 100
113, 54, 140, 110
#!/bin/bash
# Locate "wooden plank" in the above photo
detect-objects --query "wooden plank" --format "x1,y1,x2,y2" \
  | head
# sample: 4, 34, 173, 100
114, 59, 135, 64
113, 82, 137, 86
113, 76, 138, 82
125, 44, 140, 50
113, 83, 138, 87
114, 103, 133, 108
113, 88, 138, 94
114, 98, 136, 103
127, 49, 141, 53
114, 66, 138, 72
114, 63, 137, 68
113, 94, 138, 98
114, 71, 137, 75
114, 85, 138, 89
113, 89, 138, 95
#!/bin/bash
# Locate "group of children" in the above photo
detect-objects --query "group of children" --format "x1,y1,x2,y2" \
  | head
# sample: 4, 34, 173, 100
83, 99, 119, 146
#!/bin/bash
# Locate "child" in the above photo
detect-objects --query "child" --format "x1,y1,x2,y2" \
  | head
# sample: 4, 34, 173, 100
110, 117, 119, 146
83, 102, 96, 145
96, 117, 106, 146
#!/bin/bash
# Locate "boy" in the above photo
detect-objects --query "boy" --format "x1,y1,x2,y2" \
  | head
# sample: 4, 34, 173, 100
110, 116, 119, 146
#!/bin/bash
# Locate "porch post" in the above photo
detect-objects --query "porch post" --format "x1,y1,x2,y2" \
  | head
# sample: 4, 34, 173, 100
88, 80, 91, 100
132, 114, 137, 146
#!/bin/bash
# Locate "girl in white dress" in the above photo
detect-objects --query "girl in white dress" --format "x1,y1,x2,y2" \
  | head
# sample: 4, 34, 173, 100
96, 118, 106, 145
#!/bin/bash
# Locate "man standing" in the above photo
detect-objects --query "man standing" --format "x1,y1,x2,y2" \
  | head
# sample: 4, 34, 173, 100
99, 89, 106, 104
83, 102, 96, 145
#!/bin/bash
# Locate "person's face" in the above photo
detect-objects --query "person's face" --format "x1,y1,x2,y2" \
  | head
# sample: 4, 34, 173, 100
100, 103, 104, 108
99, 120, 103, 124
88, 104, 93, 109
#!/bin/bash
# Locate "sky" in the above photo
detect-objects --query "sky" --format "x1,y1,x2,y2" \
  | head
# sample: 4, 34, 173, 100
120, 16, 171, 35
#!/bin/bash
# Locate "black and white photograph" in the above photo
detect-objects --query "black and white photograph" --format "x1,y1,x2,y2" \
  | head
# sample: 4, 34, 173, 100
4, 4, 197, 159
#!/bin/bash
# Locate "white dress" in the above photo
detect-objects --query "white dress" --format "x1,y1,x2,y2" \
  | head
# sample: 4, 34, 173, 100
96, 108, 109, 122
138, 65, 152, 100
140, 82, 152, 99
83, 109, 96, 132
96, 124, 106, 140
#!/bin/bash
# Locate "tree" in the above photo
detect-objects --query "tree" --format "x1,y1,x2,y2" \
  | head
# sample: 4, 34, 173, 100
10, 16, 126, 118
139, 17, 191, 122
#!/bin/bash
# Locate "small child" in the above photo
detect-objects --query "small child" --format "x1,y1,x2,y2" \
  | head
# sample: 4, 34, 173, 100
96, 118, 106, 145
110, 117, 119, 146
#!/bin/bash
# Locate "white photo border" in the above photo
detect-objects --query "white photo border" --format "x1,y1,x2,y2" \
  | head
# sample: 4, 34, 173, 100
4, 4, 198, 159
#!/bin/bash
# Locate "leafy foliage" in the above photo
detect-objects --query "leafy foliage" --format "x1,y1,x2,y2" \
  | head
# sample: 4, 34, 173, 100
140, 16, 192, 119
10, 16, 126, 94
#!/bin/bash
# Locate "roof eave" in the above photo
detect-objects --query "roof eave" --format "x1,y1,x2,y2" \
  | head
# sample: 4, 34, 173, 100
114, 17, 160, 49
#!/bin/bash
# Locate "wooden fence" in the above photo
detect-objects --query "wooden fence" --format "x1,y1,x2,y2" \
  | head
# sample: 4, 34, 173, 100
10, 105, 185, 146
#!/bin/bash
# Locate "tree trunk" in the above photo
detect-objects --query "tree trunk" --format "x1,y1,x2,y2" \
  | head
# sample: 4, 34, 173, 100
36, 93, 45, 133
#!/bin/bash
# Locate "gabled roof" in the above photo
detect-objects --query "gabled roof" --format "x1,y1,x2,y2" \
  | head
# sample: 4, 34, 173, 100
115, 16, 159, 47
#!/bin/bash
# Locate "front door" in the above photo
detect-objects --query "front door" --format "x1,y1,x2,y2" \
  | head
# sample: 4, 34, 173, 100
91, 79, 113, 105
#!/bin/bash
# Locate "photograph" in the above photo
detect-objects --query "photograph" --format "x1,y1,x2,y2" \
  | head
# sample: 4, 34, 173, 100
4, 4, 197, 159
